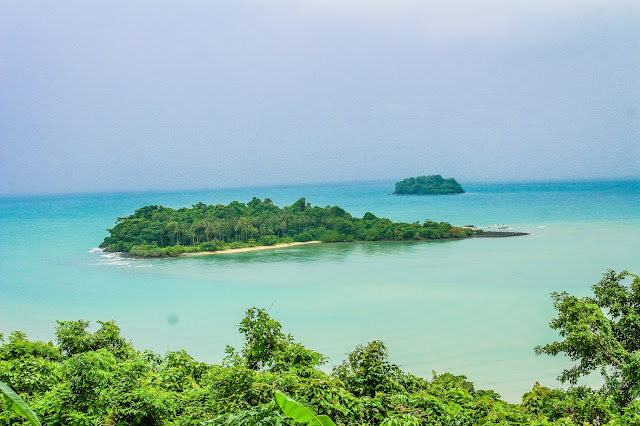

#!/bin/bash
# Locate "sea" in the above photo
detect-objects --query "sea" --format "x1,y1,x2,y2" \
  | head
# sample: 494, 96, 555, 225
1, 179, 639, 402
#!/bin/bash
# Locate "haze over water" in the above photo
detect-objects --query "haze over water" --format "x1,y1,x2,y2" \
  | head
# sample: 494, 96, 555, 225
1, 179, 639, 401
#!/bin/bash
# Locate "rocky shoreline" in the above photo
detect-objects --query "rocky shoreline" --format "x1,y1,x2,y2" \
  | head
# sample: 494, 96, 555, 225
473, 231, 529, 237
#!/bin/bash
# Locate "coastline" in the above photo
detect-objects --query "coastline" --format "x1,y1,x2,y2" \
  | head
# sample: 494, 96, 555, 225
117, 232, 529, 259
181, 232, 527, 257
182, 240, 322, 256
473, 231, 529, 238
109, 232, 530, 259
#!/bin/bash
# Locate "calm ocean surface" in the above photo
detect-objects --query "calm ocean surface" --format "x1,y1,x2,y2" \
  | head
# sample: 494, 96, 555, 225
1, 179, 639, 401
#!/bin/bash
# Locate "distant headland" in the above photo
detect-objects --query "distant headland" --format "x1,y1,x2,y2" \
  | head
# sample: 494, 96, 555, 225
393, 175, 464, 195
99, 197, 523, 258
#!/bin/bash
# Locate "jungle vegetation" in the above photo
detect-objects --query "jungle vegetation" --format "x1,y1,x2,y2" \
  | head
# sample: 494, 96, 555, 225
393, 175, 464, 195
1, 270, 639, 425
100, 197, 476, 257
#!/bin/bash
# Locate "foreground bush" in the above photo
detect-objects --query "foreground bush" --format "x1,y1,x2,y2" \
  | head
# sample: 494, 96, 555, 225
2, 270, 640, 425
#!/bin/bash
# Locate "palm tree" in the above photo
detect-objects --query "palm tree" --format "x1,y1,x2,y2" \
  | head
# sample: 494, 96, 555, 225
165, 221, 179, 245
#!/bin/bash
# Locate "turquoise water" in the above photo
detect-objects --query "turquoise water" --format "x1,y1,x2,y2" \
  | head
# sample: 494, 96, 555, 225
1, 179, 639, 401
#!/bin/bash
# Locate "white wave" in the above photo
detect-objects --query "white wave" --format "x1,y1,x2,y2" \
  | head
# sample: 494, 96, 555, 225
100, 253, 121, 260
89, 247, 105, 253
95, 251, 133, 267
538, 225, 547, 228
94, 250, 155, 268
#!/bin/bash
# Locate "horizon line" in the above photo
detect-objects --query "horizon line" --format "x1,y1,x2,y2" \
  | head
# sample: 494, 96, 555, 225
1, 175, 639, 199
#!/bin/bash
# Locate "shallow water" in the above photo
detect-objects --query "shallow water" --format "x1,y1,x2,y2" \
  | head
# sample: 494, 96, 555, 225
1, 179, 639, 401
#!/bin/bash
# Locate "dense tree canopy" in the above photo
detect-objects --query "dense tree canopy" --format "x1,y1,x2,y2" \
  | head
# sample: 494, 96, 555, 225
393, 175, 464, 195
101, 198, 474, 257
536, 270, 640, 407
3, 301, 640, 425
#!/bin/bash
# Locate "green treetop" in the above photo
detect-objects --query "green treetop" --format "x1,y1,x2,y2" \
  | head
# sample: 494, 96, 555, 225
393, 175, 464, 195
100, 197, 475, 257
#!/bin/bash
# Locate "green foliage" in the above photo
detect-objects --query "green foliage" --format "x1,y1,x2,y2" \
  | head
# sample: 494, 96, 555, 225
522, 383, 617, 424
333, 341, 402, 398
380, 414, 421, 426
129, 244, 166, 257
258, 235, 279, 246
226, 308, 326, 374
275, 390, 336, 426
200, 241, 226, 251
208, 401, 291, 425
55, 320, 132, 359
293, 232, 314, 243
2, 291, 639, 425
0, 332, 60, 362
165, 245, 185, 257
0, 332, 62, 396
393, 175, 464, 195
101, 197, 470, 256
0, 380, 42, 425
535, 270, 640, 406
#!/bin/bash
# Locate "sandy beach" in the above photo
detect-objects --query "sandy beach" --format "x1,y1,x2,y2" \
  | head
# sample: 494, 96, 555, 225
182, 240, 322, 256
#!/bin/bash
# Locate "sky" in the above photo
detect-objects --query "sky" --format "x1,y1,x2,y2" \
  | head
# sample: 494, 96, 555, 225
1, 0, 638, 195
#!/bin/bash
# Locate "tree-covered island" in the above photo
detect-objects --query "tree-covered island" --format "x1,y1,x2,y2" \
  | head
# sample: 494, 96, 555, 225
100, 197, 488, 257
393, 175, 464, 195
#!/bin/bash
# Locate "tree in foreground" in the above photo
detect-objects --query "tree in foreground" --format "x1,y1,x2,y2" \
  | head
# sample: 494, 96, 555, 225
4, 278, 640, 425
536, 269, 640, 406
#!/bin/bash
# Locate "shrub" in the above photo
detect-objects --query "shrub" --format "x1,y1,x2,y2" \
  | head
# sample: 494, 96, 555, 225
165, 245, 184, 257
258, 235, 279, 246
293, 232, 313, 242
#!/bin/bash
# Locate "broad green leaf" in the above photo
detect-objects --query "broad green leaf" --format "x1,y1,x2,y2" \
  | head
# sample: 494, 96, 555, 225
307, 415, 336, 426
0, 380, 42, 426
274, 390, 336, 426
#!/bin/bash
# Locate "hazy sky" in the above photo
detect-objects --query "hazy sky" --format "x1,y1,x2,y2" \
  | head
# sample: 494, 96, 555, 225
1, 0, 638, 195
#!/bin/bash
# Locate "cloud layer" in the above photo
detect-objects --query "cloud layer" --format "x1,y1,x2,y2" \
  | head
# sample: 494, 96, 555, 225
0, 0, 638, 194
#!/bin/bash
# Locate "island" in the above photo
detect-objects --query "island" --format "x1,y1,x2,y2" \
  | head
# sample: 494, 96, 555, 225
393, 175, 464, 195
99, 197, 500, 257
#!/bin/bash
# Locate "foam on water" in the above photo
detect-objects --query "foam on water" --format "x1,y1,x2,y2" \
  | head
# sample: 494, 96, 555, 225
98, 252, 132, 267
94, 251, 154, 268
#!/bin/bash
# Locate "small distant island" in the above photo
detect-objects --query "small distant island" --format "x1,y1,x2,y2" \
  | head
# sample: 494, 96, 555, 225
393, 175, 464, 195
98, 197, 516, 258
